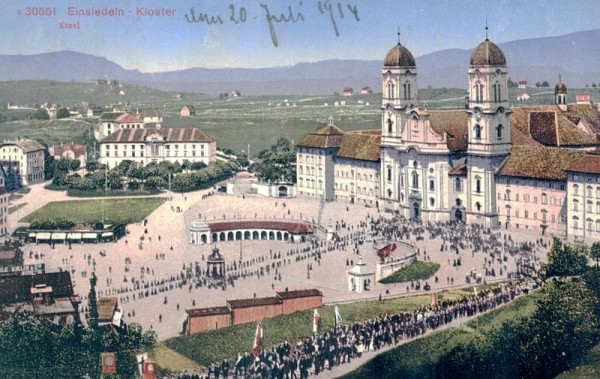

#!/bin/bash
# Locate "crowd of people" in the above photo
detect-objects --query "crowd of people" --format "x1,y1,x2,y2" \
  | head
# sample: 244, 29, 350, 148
176, 280, 534, 379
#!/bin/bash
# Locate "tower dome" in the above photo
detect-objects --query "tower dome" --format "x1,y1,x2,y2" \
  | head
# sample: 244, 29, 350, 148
470, 39, 506, 67
555, 80, 567, 94
384, 43, 416, 67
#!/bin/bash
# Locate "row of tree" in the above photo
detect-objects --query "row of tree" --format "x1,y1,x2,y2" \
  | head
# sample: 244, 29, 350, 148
436, 239, 600, 379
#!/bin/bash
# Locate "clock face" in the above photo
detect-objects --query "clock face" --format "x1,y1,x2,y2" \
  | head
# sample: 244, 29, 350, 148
475, 109, 482, 119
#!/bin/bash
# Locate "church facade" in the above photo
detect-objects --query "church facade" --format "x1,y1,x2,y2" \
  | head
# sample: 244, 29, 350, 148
296, 34, 600, 242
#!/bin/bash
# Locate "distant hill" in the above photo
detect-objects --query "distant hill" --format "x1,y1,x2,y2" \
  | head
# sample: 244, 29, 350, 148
0, 30, 598, 95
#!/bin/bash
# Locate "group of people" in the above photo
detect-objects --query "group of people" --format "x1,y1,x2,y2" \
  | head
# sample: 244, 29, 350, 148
176, 280, 533, 379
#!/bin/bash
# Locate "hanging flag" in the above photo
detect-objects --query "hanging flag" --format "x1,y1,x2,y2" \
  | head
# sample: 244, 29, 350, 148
101, 353, 117, 374
252, 321, 263, 356
143, 360, 157, 379
313, 309, 320, 334
431, 292, 438, 307
334, 306, 342, 327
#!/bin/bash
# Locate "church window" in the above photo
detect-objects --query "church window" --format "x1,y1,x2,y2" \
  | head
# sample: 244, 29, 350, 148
455, 178, 462, 192
387, 118, 393, 133
430, 198, 435, 207
387, 82, 394, 99
475, 82, 483, 102
493, 83, 502, 103
387, 167, 392, 182
476, 178, 482, 193
541, 193, 547, 205
403, 82, 411, 100
475, 202, 481, 212
475, 124, 482, 140
399, 174, 404, 187
456, 199, 462, 207
387, 189, 392, 198
497, 124, 503, 139
429, 179, 435, 191
412, 172, 419, 188
413, 161, 418, 169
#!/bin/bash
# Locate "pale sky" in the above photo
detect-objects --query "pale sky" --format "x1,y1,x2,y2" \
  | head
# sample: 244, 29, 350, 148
1, 0, 599, 72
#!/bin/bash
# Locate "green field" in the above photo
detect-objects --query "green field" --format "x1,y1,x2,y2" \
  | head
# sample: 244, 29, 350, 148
379, 261, 441, 284
3, 81, 596, 156
20, 198, 165, 225
160, 289, 482, 370
343, 291, 540, 379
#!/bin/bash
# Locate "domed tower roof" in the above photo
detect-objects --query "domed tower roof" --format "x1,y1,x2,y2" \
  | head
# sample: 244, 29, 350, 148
555, 79, 567, 94
384, 43, 416, 68
470, 39, 506, 67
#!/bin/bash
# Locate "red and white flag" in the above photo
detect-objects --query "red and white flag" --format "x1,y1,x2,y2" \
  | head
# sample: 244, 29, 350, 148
313, 309, 320, 334
431, 292, 438, 307
252, 321, 263, 356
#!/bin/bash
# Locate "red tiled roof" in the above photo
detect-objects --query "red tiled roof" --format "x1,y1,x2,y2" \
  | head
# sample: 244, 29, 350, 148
208, 221, 313, 234
0, 188, 7, 196
296, 124, 344, 149
566, 150, 600, 174
100, 128, 214, 143
529, 112, 558, 146
115, 113, 142, 124
498, 146, 584, 180
49, 144, 87, 157
428, 110, 469, 151
337, 132, 381, 162
227, 296, 282, 309
186, 306, 231, 317
276, 289, 322, 300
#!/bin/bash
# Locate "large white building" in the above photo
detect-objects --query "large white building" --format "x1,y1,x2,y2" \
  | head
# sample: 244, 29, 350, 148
0, 139, 45, 185
99, 127, 216, 169
296, 32, 600, 242
0, 166, 8, 237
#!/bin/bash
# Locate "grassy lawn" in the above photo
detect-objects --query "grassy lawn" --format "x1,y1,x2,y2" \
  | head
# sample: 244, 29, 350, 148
149, 345, 203, 374
160, 289, 476, 369
9, 203, 27, 214
20, 198, 165, 225
343, 291, 540, 379
379, 261, 440, 284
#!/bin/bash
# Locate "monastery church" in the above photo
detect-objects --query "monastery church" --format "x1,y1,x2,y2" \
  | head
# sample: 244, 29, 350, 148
296, 30, 600, 242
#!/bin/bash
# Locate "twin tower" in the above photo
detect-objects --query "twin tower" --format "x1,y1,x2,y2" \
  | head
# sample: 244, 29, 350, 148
380, 34, 511, 227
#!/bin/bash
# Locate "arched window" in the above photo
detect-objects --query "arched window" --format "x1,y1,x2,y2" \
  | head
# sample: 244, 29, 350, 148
430, 198, 435, 207
497, 124, 503, 139
573, 199, 579, 211
387, 188, 392, 198
429, 179, 435, 191
573, 184, 579, 195
387, 81, 394, 99
387, 118, 393, 133
455, 178, 462, 192
542, 209, 547, 221
475, 202, 481, 212
596, 201, 600, 213
541, 193, 547, 205
476, 177, 482, 193
504, 189, 510, 201
412, 171, 419, 188
588, 186, 593, 197
403, 82, 411, 100
493, 83, 502, 102
573, 216, 579, 229
475, 82, 483, 102
588, 201, 593, 212
475, 124, 482, 139
387, 167, 392, 182
587, 218, 593, 231
596, 220, 600, 232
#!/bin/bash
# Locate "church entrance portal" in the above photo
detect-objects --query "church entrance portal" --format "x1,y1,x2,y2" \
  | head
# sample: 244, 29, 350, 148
455, 209, 463, 222
412, 202, 421, 220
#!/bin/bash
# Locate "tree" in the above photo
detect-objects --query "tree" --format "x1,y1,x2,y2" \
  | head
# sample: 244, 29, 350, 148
535, 81, 541, 88
44, 150, 55, 180
56, 107, 70, 119
88, 272, 99, 330
590, 241, 600, 269
541, 81, 549, 88
33, 108, 49, 120
254, 138, 296, 184
543, 238, 588, 278
507, 77, 518, 88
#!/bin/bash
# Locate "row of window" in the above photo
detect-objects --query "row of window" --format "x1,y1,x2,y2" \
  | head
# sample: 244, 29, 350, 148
105, 150, 204, 158
385, 81, 413, 100
298, 178, 323, 190
572, 200, 600, 213
572, 185, 600, 197
501, 192, 564, 206
104, 144, 204, 150
473, 82, 504, 103
572, 217, 600, 232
